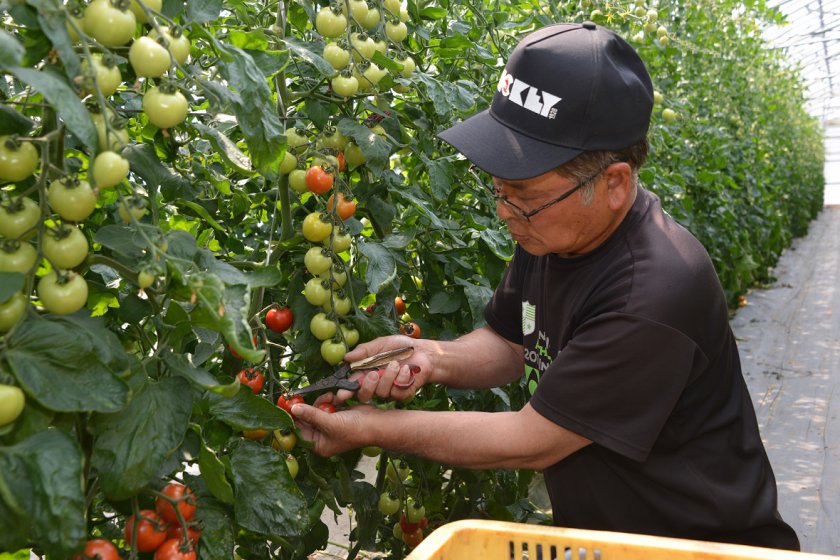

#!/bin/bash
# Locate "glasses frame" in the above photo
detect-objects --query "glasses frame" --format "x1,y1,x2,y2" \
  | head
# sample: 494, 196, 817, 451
492, 162, 618, 223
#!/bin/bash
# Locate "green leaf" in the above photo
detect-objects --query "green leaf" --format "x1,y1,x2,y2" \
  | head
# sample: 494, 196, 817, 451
454, 277, 494, 329
229, 440, 309, 539
5, 315, 131, 413
246, 265, 284, 289
0, 272, 25, 303
427, 291, 461, 314
206, 386, 293, 431
0, 105, 35, 136
357, 239, 398, 294
178, 200, 226, 231
193, 498, 235, 559
28, 0, 80, 79
198, 443, 234, 504
162, 351, 240, 397
0, 30, 25, 68
283, 36, 335, 77
89, 377, 193, 500
423, 156, 454, 201
337, 119, 391, 172
7, 67, 96, 149
123, 143, 177, 189
186, 0, 222, 23
0, 429, 86, 558
192, 122, 253, 174
93, 224, 148, 259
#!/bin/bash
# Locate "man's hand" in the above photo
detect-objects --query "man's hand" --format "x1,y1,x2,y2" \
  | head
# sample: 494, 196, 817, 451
291, 397, 379, 457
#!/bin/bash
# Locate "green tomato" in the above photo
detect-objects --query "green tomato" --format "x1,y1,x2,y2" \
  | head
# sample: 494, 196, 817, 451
288, 169, 308, 194
304, 246, 332, 276
361, 445, 381, 457
319, 269, 347, 289
395, 55, 416, 78
323, 295, 351, 316
321, 339, 347, 365
378, 492, 401, 516
319, 127, 347, 150
0, 243, 37, 273
0, 137, 39, 182
37, 270, 88, 315
91, 110, 129, 152
91, 151, 129, 189
285, 454, 299, 479
80, 54, 122, 96
385, 459, 410, 483
0, 293, 28, 333
143, 86, 189, 129
361, 7, 380, 30
310, 312, 338, 340
386, 21, 408, 43
118, 197, 147, 223
137, 269, 155, 289
83, 0, 137, 47
129, 35, 172, 78
331, 75, 359, 98
350, 33, 376, 61
0, 197, 40, 239
405, 497, 426, 523
340, 325, 360, 348
0, 384, 25, 425
302, 212, 333, 242
279, 151, 297, 175
323, 42, 350, 70
129, 0, 161, 23
383, 0, 401, 16
315, 7, 347, 38
341, 0, 369, 22
48, 178, 98, 222
662, 108, 678, 123
327, 230, 352, 253
304, 278, 330, 306
653, 90, 664, 105
42, 226, 89, 269
148, 26, 191, 65
286, 127, 310, 154
344, 142, 366, 168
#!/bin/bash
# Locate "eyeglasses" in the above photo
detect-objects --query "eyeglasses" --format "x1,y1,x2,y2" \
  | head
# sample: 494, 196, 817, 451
492, 162, 617, 223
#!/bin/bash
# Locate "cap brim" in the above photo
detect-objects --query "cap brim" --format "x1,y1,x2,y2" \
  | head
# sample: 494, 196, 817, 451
437, 109, 582, 181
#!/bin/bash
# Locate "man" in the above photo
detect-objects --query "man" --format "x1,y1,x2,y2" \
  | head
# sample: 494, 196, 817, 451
291, 22, 800, 550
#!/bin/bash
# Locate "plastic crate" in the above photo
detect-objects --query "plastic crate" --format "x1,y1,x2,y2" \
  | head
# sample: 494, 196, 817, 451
406, 520, 836, 560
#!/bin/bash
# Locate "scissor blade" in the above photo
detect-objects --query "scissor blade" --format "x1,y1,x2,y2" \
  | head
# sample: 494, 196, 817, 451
349, 346, 414, 371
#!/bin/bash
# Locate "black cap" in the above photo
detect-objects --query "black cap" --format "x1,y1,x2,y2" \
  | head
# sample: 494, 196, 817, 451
437, 23, 654, 180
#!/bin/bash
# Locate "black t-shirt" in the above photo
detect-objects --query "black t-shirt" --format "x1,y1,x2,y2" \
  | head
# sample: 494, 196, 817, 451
484, 188, 799, 550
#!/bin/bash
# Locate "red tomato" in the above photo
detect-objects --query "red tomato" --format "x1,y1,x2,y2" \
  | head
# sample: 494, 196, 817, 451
155, 483, 196, 524
125, 510, 168, 553
167, 524, 201, 546
153, 538, 196, 560
394, 296, 406, 315
305, 165, 334, 195
326, 192, 356, 220
74, 539, 121, 560
400, 322, 421, 339
400, 513, 421, 533
403, 527, 424, 548
237, 368, 264, 394
277, 394, 304, 414
316, 402, 336, 413
265, 307, 293, 333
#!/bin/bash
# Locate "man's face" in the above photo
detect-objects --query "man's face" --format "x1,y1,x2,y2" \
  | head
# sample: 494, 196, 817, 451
491, 165, 625, 257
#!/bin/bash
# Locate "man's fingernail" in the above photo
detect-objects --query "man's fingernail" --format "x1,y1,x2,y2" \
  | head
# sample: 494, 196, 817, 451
290, 404, 302, 415
368, 370, 380, 381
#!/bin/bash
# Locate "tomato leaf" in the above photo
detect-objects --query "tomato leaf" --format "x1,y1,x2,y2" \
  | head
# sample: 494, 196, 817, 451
337, 119, 391, 172
198, 443, 234, 504
206, 385, 293, 431
192, 122, 253, 173
186, 0, 222, 23
5, 315, 131, 413
0, 272, 25, 303
282, 36, 336, 78
0, 429, 86, 558
229, 440, 309, 538
454, 277, 495, 329
89, 377, 193, 500
189, 495, 236, 560
0, 104, 35, 136
0, 29, 25, 68
427, 291, 461, 315
356, 239, 398, 294
163, 351, 241, 397
27, 0, 81, 79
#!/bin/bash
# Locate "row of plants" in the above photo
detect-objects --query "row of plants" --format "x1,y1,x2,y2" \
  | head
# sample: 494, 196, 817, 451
0, 0, 824, 558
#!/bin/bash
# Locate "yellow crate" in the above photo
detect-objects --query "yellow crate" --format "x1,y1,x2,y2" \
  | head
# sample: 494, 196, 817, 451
406, 520, 836, 560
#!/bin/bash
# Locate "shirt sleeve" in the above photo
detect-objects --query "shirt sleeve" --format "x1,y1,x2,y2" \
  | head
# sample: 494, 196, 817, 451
484, 248, 525, 344
530, 312, 707, 462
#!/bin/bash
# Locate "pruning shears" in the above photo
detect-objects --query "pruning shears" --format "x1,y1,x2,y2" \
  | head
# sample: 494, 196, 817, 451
290, 345, 420, 397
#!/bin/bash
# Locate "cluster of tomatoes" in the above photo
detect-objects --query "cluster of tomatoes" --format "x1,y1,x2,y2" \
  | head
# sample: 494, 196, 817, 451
375, 458, 430, 549
313, 0, 416, 98
73, 482, 199, 560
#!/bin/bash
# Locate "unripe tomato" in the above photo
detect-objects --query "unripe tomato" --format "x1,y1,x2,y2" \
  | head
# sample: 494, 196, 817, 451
42, 225, 89, 269
0, 197, 39, 239
137, 269, 156, 289
385, 459, 410, 483
154, 538, 196, 560
285, 453, 299, 479
304, 246, 332, 276
322, 294, 351, 316
265, 307, 293, 333
662, 108, 678, 123
310, 312, 338, 340
129, 0, 162, 22
315, 7, 346, 38
38, 271, 88, 314
279, 151, 297, 175
653, 90, 664, 105
321, 339, 347, 365
125, 509, 168, 552
288, 168, 308, 193
350, 32, 376, 61
286, 127, 309, 153
84, 0, 137, 47
357, 63, 386, 91
323, 42, 350, 70
362, 445, 381, 457
384, 0, 401, 16
0, 293, 28, 334
343, 142, 365, 168
331, 74, 359, 98
80, 54, 122, 96
326, 192, 356, 220
92, 151, 129, 189
361, 6, 380, 29
0, 243, 37, 273
340, 325, 359, 348
327, 230, 352, 253
386, 20, 408, 43
73, 539, 121, 560
405, 497, 426, 523
0, 384, 25, 425
272, 429, 297, 452
319, 269, 347, 288
395, 55, 416, 78
302, 212, 333, 242
48, 178, 98, 222
341, 0, 368, 22
130, 35, 172, 78
0, 137, 38, 182
378, 491, 400, 516
92, 110, 129, 152
319, 127, 348, 150
118, 197, 147, 223
237, 368, 264, 394
143, 86, 189, 129
148, 26, 191, 64
304, 278, 330, 306
156, 482, 197, 523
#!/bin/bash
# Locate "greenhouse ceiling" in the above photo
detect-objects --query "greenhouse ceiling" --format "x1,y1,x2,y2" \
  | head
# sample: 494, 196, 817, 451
765, 0, 840, 125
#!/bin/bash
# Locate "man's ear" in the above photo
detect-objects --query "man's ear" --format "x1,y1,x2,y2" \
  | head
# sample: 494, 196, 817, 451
604, 162, 633, 210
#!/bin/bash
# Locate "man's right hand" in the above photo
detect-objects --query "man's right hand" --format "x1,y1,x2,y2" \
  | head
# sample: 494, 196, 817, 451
336, 335, 435, 404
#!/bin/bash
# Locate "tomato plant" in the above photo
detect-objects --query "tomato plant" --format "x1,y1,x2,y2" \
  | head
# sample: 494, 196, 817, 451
125, 510, 168, 553
237, 368, 264, 394
265, 307, 293, 333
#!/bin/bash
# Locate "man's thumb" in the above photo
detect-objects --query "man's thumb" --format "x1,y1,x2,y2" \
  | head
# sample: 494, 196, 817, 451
290, 403, 317, 423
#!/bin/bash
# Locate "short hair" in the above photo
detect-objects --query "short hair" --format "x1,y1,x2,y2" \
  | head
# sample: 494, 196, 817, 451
555, 139, 649, 204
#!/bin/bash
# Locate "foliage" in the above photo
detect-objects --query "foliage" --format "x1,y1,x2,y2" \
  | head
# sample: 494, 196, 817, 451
0, 0, 823, 558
